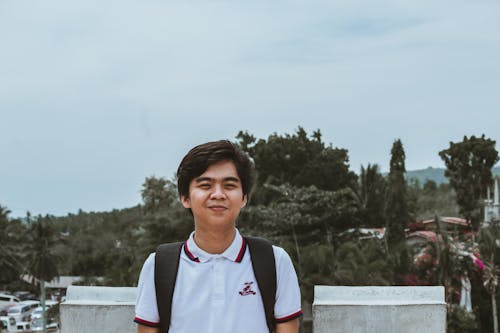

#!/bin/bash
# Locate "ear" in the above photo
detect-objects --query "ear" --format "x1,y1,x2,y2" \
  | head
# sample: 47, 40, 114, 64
240, 194, 248, 208
181, 195, 191, 209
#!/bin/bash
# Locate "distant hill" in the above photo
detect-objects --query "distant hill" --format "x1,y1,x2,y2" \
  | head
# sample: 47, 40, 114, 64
406, 166, 500, 185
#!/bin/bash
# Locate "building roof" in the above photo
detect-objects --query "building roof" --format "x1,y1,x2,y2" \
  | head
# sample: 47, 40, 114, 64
21, 275, 83, 289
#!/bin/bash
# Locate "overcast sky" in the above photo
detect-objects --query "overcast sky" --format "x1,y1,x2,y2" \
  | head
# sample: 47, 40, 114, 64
1, 0, 499, 218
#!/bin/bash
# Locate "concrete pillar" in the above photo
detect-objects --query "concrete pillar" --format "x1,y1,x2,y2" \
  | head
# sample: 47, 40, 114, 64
313, 286, 446, 333
60, 286, 136, 333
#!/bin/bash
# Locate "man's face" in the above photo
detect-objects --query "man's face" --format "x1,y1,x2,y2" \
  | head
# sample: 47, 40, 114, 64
181, 160, 247, 231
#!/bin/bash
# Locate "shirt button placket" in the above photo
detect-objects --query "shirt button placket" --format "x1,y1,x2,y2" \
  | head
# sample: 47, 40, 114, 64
213, 257, 225, 304
209, 257, 226, 333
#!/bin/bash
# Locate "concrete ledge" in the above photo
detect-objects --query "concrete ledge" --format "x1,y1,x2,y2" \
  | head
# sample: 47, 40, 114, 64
314, 285, 445, 305
313, 286, 446, 333
60, 286, 137, 333
65, 285, 136, 303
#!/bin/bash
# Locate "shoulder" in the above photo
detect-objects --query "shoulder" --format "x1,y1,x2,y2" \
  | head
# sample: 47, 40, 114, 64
271, 245, 294, 268
139, 253, 156, 276
144, 252, 156, 266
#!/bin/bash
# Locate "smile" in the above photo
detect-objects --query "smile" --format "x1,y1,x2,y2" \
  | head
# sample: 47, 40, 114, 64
208, 205, 227, 211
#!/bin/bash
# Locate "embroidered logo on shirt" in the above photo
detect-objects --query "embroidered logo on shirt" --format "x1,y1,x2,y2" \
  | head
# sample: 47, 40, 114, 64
239, 282, 257, 296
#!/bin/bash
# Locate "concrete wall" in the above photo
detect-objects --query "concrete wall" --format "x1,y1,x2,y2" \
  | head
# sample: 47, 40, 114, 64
60, 286, 136, 333
61, 285, 446, 333
313, 286, 446, 333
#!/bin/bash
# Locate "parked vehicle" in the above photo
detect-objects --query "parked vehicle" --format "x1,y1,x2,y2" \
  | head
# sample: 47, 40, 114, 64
0, 304, 16, 316
0, 294, 20, 308
0, 316, 16, 332
14, 320, 31, 332
7, 304, 32, 323
31, 317, 59, 332
13, 292, 36, 302
29, 307, 43, 321
19, 301, 39, 312
30, 302, 57, 321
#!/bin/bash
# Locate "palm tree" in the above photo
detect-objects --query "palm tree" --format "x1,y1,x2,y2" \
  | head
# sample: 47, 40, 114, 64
483, 260, 499, 333
0, 205, 23, 288
480, 225, 500, 333
26, 215, 60, 333
333, 239, 393, 286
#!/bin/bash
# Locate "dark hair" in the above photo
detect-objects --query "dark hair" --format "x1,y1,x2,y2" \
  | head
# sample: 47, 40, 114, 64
177, 140, 254, 199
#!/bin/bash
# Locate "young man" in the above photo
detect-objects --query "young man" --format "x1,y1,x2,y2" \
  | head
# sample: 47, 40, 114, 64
134, 140, 302, 333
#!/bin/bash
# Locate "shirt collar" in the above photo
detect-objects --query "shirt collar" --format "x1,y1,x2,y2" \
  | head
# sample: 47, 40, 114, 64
184, 229, 247, 263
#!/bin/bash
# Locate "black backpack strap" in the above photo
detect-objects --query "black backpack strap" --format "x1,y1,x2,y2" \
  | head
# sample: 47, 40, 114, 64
246, 236, 277, 333
155, 242, 183, 333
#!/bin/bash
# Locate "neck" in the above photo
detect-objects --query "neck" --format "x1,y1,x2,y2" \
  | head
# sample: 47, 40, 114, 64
193, 227, 236, 254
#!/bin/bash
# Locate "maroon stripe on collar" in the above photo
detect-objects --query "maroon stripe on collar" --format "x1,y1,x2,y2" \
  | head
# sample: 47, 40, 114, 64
183, 241, 200, 263
235, 237, 247, 263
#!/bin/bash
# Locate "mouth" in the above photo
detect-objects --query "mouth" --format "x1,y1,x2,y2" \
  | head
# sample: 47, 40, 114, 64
208, 205, 228, 212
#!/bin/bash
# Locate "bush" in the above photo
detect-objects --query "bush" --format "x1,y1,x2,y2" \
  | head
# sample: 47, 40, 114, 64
447, 304, 479, 333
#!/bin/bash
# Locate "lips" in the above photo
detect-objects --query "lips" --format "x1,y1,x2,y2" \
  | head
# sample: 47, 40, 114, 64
208, 205, 227, 211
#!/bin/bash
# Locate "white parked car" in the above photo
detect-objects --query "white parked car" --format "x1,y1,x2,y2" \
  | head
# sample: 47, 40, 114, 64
7, 304, 32, 323
31, 317, 59, 332
14, 321, 31, 332
31, 302, 58, 320
30, 307, 44, 320
0, 315, 16, 332
20, 300, 40, 310
0, 294, 20, 308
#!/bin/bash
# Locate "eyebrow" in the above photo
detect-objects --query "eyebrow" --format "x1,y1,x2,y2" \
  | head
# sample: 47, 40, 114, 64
195, 176, 241, 183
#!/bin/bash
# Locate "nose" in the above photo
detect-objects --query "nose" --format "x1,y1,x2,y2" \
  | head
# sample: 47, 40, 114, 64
210, 184, 226, 199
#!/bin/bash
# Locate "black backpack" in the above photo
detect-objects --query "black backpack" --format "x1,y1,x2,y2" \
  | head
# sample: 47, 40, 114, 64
154, 236, 277, 333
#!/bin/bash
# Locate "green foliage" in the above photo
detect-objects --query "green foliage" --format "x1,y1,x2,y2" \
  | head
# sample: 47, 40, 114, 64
439, 135, 499, 228
298, 243, 336, 302
408, 181, 460, 220
333, 239, 393, 286
0, 206, 24, 286
245, 183, 360, 242
52, 207, 146, 283
141, 177, 177, 214
479, 225, 500, 265
447, 304, 479, 333
236, 127, 357, 202
26, 215, 60, 282
4, 128, 500, 331
385, 139, 409, 249
358, 164, 386, 227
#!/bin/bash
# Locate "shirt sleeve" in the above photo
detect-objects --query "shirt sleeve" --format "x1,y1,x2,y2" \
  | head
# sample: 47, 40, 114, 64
273, 246, 303, 323
134, 253, 161, 327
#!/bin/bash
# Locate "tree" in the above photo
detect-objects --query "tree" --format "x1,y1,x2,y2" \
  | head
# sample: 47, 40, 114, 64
384, 139, 411, 283
236, 128, 357, 198
439, 135, 499, 229
411, 182, 460, 220
479, 225, 500, 333
385, 139, 410, 249
26, 215, 60, 333
0, 205, 23, 288
140, 176, 192, 254
358, 164, 386, 227
333, 238, 393, 286
141, 177, 177, 214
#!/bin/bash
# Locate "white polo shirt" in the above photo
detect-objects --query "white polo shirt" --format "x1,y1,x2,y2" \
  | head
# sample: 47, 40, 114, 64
135, 229, 302, 333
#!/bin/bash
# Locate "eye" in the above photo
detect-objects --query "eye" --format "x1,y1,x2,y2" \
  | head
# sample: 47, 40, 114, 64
224, 183, 238, 189
198, 183, 211, 189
